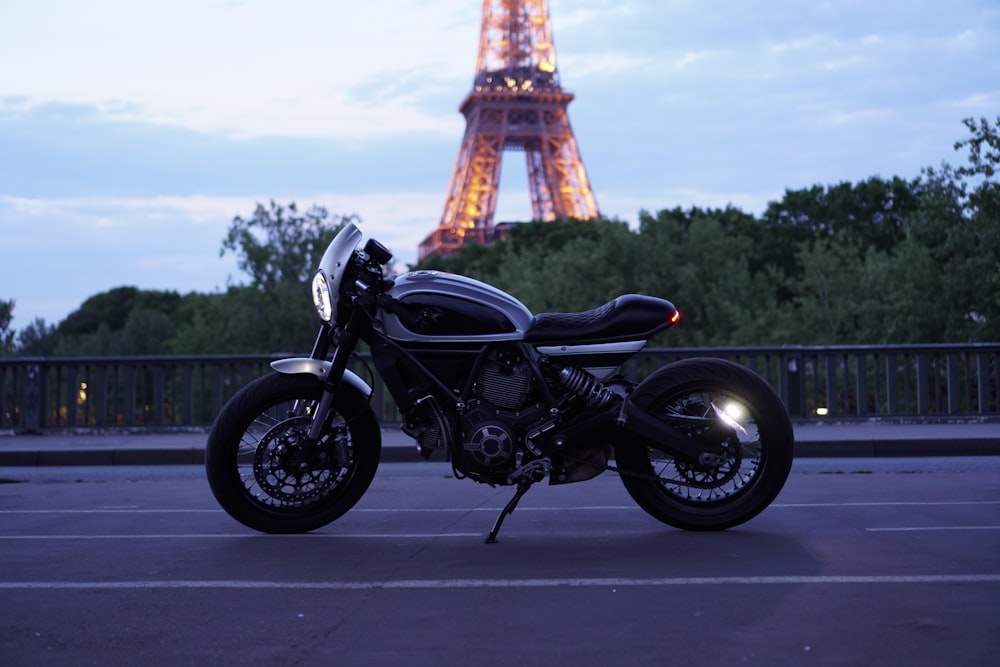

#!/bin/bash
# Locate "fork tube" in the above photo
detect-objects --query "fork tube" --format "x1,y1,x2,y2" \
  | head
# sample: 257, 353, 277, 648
305, 312, 364, 443
309, 326, 331, 360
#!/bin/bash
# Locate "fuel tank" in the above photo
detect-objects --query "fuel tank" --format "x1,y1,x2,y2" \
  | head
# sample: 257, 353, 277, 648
378, 271, 533, 342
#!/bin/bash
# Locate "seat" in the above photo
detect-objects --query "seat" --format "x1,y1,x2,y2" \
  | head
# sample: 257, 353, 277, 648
523, 294, 677, 344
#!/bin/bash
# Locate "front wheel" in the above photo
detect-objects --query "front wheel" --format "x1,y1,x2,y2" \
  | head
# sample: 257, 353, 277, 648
205, 372, 381, 533
615, 357, 793, 531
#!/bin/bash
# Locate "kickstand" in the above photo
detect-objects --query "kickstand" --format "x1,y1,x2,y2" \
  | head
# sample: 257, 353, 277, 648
485, 480, 532, 544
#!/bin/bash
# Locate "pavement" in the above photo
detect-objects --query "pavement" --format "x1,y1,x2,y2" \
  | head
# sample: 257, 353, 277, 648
1, 421, 999, 466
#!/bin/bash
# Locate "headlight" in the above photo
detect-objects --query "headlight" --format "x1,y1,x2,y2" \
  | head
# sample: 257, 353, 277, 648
312, 271, 333, 321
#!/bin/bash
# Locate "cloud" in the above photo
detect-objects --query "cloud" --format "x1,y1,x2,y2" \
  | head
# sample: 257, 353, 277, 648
561, 52, 652, 79
0, 101, 459, 197
940, 92, 1000, 111
0, 0, 477, 140
555, 1, 639, 29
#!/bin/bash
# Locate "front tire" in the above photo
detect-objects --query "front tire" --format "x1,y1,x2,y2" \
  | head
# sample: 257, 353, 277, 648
205, 372, 381, 533
615, 357, 793, 531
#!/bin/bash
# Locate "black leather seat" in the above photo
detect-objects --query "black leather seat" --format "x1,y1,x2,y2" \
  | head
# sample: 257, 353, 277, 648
524, 294, 678, 344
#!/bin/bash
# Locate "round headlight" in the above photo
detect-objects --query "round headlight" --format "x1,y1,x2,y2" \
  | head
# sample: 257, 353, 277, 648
312, 271, 333, 321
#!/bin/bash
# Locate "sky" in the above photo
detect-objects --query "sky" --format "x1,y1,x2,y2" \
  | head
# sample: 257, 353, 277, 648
1, 0, 998, 332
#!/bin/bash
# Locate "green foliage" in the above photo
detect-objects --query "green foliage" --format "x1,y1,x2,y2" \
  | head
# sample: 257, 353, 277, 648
0, 299, 16, 356
495, 219, 637, 312
631, 206, 793, 346
955, 115, 1000, 180
168, 284, 321, 354
952, 115, 1000, 340
57, 287, 180, 339
15, 318, 57, 356
50, 287, 182, 356
162, 200, 362, 354
222, 200, 357, 290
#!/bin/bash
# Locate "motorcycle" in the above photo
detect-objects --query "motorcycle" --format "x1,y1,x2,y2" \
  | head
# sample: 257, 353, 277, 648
205, 223, 794, 543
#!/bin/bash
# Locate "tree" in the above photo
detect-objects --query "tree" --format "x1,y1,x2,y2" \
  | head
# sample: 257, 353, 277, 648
635, 207, 793, 346
222, 200, 358, 290
0, 299, 16, 356
953, 116, 1000, 339
955, 115, 1000, 180
57, 287, 181, 340
16, 318, 57, 356
492, 219, 638, 313
200, 201, 362, 353
52, 287, 182, 356
790, 237, 873, 344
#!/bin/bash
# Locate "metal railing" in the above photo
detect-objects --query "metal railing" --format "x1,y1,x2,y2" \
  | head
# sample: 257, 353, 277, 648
2, 344, 998, 433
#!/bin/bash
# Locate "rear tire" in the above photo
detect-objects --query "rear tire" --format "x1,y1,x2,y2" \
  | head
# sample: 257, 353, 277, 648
615, 357, 793, 531
205, 372, 381, 534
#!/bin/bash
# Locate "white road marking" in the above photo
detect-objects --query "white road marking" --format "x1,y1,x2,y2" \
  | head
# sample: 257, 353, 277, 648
0, 500, 997, 514
865, 525, 1000, 532
0, 574, 997, 591
0, 533, 483, 540
774, 501, 1000, 508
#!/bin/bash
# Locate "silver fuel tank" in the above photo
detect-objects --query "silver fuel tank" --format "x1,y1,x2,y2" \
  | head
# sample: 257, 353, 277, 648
378, 270, 533, 343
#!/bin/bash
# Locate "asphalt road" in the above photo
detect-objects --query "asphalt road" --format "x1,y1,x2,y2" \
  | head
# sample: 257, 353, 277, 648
1, 458, 998, 667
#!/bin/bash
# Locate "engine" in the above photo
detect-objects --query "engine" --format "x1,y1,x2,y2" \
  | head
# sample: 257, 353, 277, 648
475, 350, 532, 411
456, 352, 537, 477
460, 402, 517, 470
415, 349, 620, 484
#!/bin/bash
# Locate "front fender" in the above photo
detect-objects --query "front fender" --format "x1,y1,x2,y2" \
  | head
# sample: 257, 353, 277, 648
270, 358, 372, 398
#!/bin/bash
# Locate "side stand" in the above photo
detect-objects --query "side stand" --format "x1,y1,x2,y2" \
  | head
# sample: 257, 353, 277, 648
485, 480, 532, 544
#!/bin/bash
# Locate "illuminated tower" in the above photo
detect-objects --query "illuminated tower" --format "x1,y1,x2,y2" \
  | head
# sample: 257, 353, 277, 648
418, 0, 599, 259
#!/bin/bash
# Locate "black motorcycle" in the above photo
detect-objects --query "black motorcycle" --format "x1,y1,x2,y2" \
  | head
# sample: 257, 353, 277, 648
205, 223, 794, 542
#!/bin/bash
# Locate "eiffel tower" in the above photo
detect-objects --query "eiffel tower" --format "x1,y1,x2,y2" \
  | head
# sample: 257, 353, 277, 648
418, 0, 600, 260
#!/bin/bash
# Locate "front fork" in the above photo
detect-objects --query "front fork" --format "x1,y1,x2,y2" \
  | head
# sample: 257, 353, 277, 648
298, 310, 366, 456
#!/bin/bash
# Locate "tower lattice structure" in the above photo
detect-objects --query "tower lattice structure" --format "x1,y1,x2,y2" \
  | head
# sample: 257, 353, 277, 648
418, 0, 599, 260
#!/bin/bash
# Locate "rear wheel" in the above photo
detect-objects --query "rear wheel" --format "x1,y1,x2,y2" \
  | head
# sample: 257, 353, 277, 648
205, 372, 381, 533
615, 357, 793, 531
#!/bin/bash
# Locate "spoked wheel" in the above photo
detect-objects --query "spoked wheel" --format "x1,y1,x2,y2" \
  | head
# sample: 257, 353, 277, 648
205, 372, 381, 534
615, 357, 794, 531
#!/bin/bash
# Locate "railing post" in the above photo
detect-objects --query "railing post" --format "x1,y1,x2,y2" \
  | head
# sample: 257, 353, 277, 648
946, 353, 961, 414
855, 354, 868, 416
152, 366, 165, 426
976, 352, 991, 414
782, 347, 803, 417
182, 365, 194, 424
94, 365, 108, 428
885, 353, 898, 416
24, 363, 42, 432
825, 356, 838, 415
124, 365, 137, 426
916, 354, 930, 416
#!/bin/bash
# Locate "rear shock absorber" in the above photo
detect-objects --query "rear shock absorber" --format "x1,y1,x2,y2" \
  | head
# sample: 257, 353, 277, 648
557, 366, 619, 408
